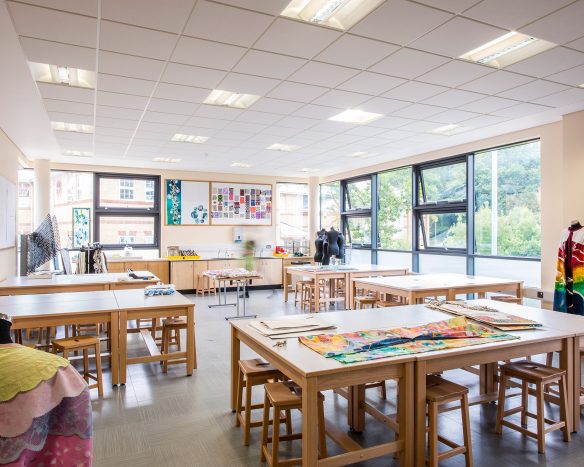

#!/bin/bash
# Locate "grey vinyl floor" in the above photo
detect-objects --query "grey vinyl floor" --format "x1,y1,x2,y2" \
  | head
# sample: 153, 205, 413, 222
88, 290, 584, 467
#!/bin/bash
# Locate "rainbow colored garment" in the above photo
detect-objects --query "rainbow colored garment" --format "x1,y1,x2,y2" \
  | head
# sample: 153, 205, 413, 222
0, 344, 92, 466
553, 226, 584, 315
299, 316, 518, 364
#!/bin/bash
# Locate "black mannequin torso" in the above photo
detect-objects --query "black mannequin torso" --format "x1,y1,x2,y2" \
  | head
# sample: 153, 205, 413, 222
327, 228, 340, 257
0, 316, 12, 344
314, 229, 326, 263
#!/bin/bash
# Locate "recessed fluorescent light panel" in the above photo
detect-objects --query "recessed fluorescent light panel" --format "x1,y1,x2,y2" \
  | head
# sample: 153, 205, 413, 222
459, 32, 555, 68
63, 150, 93, 157
350, 151, 371, 158
204, 89, 260, 109
432, 124, 468, 136
51, 122, 94, 133
29, 62, 95, 88
153, 157, 181, 163
281, 0, 384, 30
267, 143, 301, 152
231, 162, 252, 168
329, 109, 384, 124
171, 134, 208, 144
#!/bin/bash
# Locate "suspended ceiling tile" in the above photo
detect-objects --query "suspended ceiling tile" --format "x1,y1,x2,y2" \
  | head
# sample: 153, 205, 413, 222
418, 60, 494, 87
99, 51, 166, 81
233, 50, 306, 80
458, 96, 518, 113
337, 72, 406, 95
422, 89, 485, 107
184, 1, 272, 46
289, 61, 359, 88
147, 98, 196, 115
532, 88, 584, 107
414, 0, 481, 14
171, 36, 247, 71
459, 70, 534, 94
359, 97, 410, 114
96, 105, 143, 120
350, 0, 452, 45
292, 104, 343, 120
254, 18, 341, 59
48, 111, 93, 125
491, 102, 551, 118
497, 79, 570, 101
506, 47, 584, 78
212, 0, 290, 15
218, 72, 280, 95
161, 62, 226, 88
411, 17, 507, 58
98, 74, 157, 97
7, 2, 96, 47
426, 108, 482, 124
154, 83, 210, 103
392, 103, 445, 119
250, 97, 305, 115
43, 98, 94, 115
235, 111, 283, 125
20, 37, 95, 70
37, 82, 95, 103
370, 48, 450, 80
96, 90, 149, 110
311, 89, 370, 107
99, 21, 177, 61
520, 1, 584, 45
383, 81, 449, 102
315, 34, 399, 70
267, 81, 328, 102
546, 64, 584, 86
101, 0, 195, 33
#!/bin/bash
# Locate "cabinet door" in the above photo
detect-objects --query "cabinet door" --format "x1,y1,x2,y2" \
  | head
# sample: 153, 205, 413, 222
252, 260, 267, 286
147, 261, 169, 283
170, 261, 194, 290
264, 260, 283, 285
107, 262, 126, 273
192, 261, 209, 289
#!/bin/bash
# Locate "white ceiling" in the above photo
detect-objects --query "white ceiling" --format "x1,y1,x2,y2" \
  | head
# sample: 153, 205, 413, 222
3, 0, 584, 177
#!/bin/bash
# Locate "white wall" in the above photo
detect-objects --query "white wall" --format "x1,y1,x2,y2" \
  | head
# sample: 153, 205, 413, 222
0, 130, 22, 278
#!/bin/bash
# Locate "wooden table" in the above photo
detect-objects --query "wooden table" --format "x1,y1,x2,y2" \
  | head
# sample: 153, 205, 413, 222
115, 289, 195, 385
0, 272, 160, 296
231, 303, 584, 466
6, 291, 120, 385
352, 273, 523, 304
230, 312, 416, 466
283, 264, 408, 309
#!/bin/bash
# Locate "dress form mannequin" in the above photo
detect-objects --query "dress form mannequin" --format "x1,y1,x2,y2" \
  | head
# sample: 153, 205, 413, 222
322, 234, 331, 265
326, 227, 340, 258
314, 229, 326, 263
0, 314, 12, 344
337, 231, 345, 262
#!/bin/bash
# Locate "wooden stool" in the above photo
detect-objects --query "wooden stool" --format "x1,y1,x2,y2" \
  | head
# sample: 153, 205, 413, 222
376, 294, 406, 308
365, 380, 387, 399
496, 360, 570, 453
196, 274, 216, 296
354, 295, 378, 309
302, 283, 327, 312
294, 280, 313, 307
160, 317, 197, 373
236, 358, 284, 446
52, 336, 103, 397
260, 381, 327, 466
426, 375, 473, 467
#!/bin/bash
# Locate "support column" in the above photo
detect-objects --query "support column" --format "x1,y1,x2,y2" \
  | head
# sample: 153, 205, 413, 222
33, 158, 51, 228
308, 176, 319, 256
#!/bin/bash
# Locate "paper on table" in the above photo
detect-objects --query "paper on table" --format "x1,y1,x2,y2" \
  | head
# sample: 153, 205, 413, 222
248, 317, 336, 338
260, 317, 334, 330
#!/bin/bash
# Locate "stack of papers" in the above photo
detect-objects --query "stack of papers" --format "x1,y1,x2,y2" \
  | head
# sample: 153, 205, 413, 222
426, 300, 542, 331
249, 316, 337, 339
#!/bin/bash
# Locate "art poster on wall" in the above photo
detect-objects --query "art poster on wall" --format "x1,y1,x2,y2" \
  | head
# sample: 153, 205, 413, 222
72, 207, 91, 248
165, 179, 210, 225
210, 182, 272, 226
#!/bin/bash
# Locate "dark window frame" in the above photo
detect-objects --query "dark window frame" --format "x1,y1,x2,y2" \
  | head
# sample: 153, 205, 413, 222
94, 172, 161, 250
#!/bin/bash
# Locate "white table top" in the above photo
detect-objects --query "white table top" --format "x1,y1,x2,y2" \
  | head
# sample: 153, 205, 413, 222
113, 289, 193, 310
353, 273, 522, 291
231, 301, 578, 378
0, 272, 159, 290
286, 263, 407, 273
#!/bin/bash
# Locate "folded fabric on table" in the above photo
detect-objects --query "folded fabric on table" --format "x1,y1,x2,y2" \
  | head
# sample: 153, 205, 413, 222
299, 316, 518, 364
0, 344, 92, 466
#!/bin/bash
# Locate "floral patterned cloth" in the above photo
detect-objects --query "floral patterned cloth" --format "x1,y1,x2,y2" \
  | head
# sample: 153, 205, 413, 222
0, 344, 92, 466
299, 316, 518, 364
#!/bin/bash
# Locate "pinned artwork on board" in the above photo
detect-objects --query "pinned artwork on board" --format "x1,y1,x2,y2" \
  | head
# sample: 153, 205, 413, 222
210, 182, 272, 226
72, 207, 90, 248
165, 179, 210, 225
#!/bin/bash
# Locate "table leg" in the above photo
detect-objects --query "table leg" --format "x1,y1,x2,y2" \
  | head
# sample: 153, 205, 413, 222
186, 305, 195, 375
230, 327, 240, 411
399, 362, 414, 467
284, 271, 289, 302
110, 311, 119, 386
119, 310, 128, 385
574, 338, 582, 432
301, 377, 319, 466
414, 360, 427, 467
517, 281, 523, 300
346, 274, 352, 310
314, 278, 320, 313
348, 385, 365, 432
560, 337, 575, 432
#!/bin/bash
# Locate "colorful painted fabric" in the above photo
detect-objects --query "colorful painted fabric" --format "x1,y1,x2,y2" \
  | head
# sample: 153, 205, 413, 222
299, 316, 518, 364
0, 344, 92, 466
553, 225, 584, 315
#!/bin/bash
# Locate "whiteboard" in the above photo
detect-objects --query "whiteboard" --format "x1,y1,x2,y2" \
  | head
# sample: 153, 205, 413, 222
0, 175, 16, 249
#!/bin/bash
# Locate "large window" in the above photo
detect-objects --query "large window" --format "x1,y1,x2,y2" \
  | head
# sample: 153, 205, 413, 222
474, 141, 541, 258
276, 183, 309, 254
50, 171, 94, 249
378, 168, 412, 250
319, 139, 541, 285
320, 181, 340, 230
95, 173, 160, 249
17, 169, 34, 237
